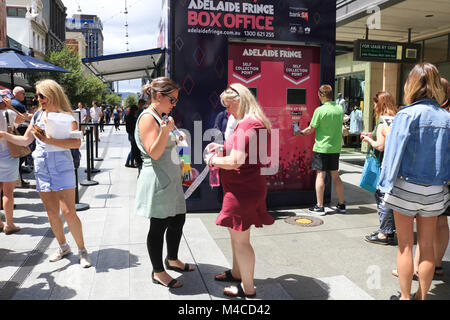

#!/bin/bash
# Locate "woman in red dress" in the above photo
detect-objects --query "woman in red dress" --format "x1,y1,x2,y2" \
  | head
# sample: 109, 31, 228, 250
205, 83, 274, 298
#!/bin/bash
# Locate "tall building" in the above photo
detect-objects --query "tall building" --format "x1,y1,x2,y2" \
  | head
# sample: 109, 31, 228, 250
6, 0, 48, 60
66, 13, 103, 58
41, 0, 66, 52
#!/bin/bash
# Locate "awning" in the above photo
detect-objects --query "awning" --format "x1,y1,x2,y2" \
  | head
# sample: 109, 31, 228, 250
82, 48, 165, 82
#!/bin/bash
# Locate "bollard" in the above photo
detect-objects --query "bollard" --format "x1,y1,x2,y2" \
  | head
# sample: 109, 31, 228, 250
89, 124, 100, 174
72, 148, 89, 212
94, 123, 103, 162
80, 127, 99, 186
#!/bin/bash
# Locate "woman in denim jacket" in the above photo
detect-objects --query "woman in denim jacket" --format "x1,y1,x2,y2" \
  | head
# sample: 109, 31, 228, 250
379, 63, 450, 299
379, 63, 450, 300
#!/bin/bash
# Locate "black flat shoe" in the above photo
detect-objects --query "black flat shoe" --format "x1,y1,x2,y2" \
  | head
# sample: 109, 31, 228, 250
215, 269, 241, 282
224, 284, 256, 298
152, 271, 182, 288
164, 257, 194, 272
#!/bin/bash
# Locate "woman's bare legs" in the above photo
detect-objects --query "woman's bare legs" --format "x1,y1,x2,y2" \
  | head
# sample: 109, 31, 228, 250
224, 228, 256, 295
0, 181, 19, 230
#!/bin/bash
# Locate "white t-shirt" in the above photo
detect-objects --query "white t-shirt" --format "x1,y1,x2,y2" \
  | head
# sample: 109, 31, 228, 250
80, 108, 87, 123
224, 114, 238, 140
0, 109, 18, 151
90, 106, 101, 123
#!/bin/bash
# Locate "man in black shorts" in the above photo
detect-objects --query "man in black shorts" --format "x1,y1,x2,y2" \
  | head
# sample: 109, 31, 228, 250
297, 85, 346, 215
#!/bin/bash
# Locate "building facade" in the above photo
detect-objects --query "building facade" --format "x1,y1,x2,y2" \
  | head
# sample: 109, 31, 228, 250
6, 0, 48, 59
66, 13, 103, 58
335, 0, 450, 152
41, 0, 66, 52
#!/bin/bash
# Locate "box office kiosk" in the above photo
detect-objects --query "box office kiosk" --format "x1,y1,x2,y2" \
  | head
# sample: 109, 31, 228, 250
161, 0, 337, 212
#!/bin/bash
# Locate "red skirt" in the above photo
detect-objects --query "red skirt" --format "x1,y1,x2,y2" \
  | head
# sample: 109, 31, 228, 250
216, 166, 274, 231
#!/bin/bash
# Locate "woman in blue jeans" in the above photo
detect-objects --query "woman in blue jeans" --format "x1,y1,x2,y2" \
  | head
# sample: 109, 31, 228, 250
379, 63, 449, 300
361, 91, 398, 245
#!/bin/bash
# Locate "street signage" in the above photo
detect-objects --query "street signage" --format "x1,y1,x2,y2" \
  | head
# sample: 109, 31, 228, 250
353, 39, 421, 63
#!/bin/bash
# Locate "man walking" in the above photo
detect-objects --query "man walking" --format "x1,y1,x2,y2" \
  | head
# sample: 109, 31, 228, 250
297, 85, 346, 216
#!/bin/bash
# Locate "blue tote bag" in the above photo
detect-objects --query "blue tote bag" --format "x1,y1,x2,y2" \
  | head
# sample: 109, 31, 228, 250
359, 147, 381, 193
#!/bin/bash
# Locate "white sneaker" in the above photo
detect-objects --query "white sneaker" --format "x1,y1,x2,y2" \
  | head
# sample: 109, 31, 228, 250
79, 249, 92, 268
49, 245, 71, 262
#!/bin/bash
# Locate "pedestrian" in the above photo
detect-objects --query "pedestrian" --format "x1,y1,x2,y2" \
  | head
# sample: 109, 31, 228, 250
90, 101, 101, 142
297, 84, 346, 215
0, 92, 25, 235
113, 106, 121, 131
99, 106, 105, 133
0, 79, 92, 268
392, 77, 450, 282
204, 83, 274, 298
135, 77, 193, 288
362, 91, 398, 245
125, 104, 139, 168
378, 63, 449, 300
78, 102, 87, 141
12, 87, 33, 187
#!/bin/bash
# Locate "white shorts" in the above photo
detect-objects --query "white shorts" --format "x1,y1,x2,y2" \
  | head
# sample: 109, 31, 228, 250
384, 179, 449, 218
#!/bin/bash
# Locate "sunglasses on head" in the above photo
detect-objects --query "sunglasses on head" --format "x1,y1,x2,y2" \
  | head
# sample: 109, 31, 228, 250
35, 93, 45, 99
226, 85, 240, 97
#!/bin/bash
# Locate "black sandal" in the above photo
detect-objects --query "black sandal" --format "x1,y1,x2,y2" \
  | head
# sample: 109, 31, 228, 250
223, 284, 256, 298
164, 258, 194, 272
152, 271, 182, 288
215, 269, 241, 282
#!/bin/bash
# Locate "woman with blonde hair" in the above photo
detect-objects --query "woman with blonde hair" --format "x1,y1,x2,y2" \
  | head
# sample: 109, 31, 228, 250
362, 91, 398, 245
205, 83, 274, 298
378, 63, 449, 300
0, 79, 91, 268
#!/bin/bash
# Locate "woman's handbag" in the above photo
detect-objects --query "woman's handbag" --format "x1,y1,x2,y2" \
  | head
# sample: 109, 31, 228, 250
5, 112, 31, 158
358, 147, 381, 194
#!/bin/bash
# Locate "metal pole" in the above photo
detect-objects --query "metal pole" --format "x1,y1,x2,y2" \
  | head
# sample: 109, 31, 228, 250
80, 127, 98, 186
75, 167, 89, 211
94, 123, 103, 161
89, 124, 100, 173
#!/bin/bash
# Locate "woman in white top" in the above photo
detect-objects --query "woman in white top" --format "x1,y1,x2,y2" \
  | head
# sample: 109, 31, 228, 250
0, 94, 25, 235
0, 80, 91, 267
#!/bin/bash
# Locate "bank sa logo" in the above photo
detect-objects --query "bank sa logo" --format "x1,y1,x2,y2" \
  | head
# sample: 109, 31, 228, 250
305, 27, 311, 34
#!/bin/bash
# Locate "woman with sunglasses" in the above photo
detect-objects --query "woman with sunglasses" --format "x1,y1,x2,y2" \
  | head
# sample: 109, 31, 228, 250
204, 83, 274, 298
135, 77, 193, 289
0, 79, 91, 268
0, 93, 25, 235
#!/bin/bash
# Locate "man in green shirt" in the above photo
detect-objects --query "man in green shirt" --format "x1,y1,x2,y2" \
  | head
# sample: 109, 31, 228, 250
297, 85, 346, 215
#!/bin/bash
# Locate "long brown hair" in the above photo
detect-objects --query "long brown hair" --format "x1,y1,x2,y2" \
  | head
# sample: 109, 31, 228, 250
441, 77, 450, 110
403, 63, 445, 106
373, 91, 398, 117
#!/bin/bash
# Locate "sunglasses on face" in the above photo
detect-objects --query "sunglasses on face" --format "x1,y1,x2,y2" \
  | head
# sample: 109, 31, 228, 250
35, 93, 45, 100
162, 93, 178, 104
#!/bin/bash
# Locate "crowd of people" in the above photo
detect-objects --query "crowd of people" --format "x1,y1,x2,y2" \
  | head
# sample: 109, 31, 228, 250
0, 61, 449, 300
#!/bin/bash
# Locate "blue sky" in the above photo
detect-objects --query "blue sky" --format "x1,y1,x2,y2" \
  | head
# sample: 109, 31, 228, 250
63, 0, 163, 93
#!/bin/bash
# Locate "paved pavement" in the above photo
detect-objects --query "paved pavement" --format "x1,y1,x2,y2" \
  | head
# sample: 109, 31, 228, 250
1, 125, 449, 300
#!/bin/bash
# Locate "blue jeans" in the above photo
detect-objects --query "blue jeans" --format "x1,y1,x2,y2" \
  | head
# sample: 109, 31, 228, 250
375, 190, 395, 235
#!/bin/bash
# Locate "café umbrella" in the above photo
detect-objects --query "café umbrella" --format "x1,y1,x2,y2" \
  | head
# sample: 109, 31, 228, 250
0, 48, 71, 88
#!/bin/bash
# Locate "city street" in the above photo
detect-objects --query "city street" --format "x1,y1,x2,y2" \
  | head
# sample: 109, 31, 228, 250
1, 125, 449, 301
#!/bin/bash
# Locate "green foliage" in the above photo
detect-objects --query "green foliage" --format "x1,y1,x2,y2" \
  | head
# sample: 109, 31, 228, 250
124, 94, 138, 108
30, 46, 109, 107
105, 93, 123, 106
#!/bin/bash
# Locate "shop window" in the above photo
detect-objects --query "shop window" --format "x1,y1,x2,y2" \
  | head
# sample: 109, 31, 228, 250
423, 35, 448, 64
286, 88, 306, 105
7, 7, 27, 17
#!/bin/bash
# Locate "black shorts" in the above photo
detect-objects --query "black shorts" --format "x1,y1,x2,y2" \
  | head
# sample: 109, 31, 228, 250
312, 152, 340, 171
